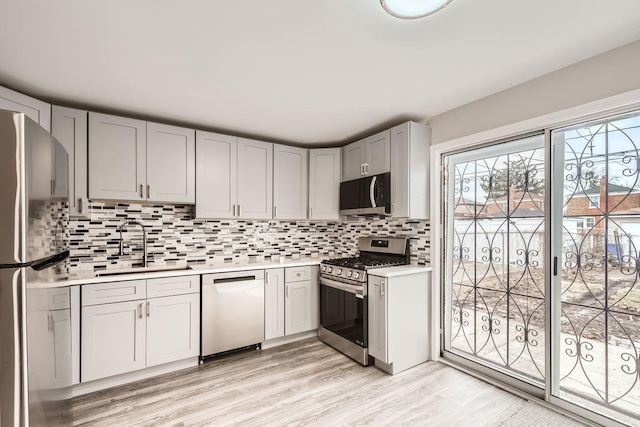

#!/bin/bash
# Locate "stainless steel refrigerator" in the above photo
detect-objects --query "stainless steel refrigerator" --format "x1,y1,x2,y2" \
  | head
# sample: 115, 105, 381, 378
0, 110, 72, 426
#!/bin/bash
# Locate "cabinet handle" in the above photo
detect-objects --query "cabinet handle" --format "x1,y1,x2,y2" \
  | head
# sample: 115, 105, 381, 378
138, 303, 143, 318
308, 207, 312, 218
232, 205, 236, 217
381, 281, 385, 296
139, 184, 144, 198
51, 317, 55, 337
286, 285, 289, 299
237, 204, 241, 217
364, 163, 369, 175
50, 179, 55, 195
47, 314, 52, 331
360, 164, 365, 176
147, 185, 150, 199
147, 301, 150, 317
273, 206, 277, 218
265, 271, 269, 284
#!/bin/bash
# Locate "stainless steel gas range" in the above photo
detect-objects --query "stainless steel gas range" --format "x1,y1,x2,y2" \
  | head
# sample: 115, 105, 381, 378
318, 236, 409, 365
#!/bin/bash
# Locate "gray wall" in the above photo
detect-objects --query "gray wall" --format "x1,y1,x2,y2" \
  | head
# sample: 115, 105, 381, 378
427, 40, 640, 145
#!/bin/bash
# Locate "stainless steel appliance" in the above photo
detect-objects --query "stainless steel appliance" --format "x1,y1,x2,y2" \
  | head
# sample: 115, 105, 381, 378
339, 172, 391, 216
201, 270, 265, 359
319, 236, 409, 365
0, 110, 71, 426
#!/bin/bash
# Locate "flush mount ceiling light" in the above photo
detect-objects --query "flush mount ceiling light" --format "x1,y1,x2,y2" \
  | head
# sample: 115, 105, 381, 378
380, 0, 454, 19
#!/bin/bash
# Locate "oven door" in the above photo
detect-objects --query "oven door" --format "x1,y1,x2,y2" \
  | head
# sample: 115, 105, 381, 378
319, 276, 367, 348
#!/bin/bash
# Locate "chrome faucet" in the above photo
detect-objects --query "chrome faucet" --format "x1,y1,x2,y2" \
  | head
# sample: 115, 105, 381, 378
117, 220, 148, 267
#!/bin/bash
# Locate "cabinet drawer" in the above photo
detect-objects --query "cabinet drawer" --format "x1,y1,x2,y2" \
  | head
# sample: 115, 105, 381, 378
48, 287, 71, 310
82, 280, 147, 306
285, 266, 312, 283
147, 275, 200, 298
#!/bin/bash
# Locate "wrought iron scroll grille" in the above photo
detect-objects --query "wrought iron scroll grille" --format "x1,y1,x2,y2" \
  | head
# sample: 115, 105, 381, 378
554, 110, 640, 422
447, 136, 546, 384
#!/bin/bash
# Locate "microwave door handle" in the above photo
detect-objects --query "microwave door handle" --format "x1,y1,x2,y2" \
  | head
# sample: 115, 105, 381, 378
370, 175, 377, 208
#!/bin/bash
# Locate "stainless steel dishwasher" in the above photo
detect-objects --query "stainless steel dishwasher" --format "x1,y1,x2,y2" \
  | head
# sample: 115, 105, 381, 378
201, 270, 265, 358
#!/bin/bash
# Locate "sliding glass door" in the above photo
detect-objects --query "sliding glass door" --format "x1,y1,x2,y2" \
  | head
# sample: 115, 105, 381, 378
444, 134, 546, 393
443, 109, 640, 426
550, 110, 640, 426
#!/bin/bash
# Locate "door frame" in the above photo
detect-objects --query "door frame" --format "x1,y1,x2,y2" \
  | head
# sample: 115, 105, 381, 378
430, 89, 640, 426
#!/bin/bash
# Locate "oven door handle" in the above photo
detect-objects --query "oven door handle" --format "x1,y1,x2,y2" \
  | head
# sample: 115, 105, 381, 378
320, 276, 365, 298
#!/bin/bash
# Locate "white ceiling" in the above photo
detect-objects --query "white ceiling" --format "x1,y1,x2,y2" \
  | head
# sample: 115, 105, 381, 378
1, 0, 640, 146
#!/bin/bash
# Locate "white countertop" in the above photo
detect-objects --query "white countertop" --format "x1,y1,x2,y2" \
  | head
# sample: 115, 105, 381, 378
28, 258, 432, 288
28, 258, 325, 288
366, 264, 432, 277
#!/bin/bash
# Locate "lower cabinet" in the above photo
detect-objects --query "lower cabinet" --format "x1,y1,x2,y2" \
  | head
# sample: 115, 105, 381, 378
368, 271, 430, 375
81, 276, 200, 383
264, 266, 319, 340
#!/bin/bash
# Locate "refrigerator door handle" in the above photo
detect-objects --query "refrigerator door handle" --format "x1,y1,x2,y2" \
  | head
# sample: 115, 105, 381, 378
0, 250, 69, 271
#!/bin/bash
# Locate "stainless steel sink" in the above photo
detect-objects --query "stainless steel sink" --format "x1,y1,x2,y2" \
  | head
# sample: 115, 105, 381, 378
95, 265, 192, 277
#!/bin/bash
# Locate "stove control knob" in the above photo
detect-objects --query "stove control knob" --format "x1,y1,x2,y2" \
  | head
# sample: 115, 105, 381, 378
336, 268, 342, 275
346, 270, 353, 278
354, 272, 360, 280
321, 266, 326, 272
327, 267, 332, 273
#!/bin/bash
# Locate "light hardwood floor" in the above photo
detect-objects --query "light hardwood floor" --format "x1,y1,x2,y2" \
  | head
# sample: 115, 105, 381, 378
71, 338, 527, 426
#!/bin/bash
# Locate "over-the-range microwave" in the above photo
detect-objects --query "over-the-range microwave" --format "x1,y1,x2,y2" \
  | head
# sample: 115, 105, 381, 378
339, 172, 391, 216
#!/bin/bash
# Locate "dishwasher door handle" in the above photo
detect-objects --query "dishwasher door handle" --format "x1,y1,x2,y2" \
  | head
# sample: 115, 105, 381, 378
212, 276, 257, 284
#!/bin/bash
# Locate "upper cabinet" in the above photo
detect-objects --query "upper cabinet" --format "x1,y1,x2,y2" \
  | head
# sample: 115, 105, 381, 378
0, 85, 51, 131
273, 144, 308, 220
195, 133, 273, 219
52, 106, 88, 217
195, 131, 237, 218
309, 148, 341, 220
237, 138, 273, 219
88, 113, 195, 204
342, 129, 391, 181
390, 121, 431, 219
146, 122, 195, 204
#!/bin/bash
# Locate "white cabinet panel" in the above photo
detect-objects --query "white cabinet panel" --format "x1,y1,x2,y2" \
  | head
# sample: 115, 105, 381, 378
0, 85, 51, 131
390, 121, 430, 219
81, 300, 146, 382
147, 122, 195, 204
264, 268, 285, 340
82, 280, 146, 306
342, 140, 365, 181
368, 276, 387, 362
88, 113, 147, 201
146, 293, 200, 367
342, 130, 390, 182
147, 275, 199, 298
237, 138, 273, 219
309, 148, 341, 220
368, 271, 430, 374
285, 280, 312, 335
273, 144, 308, 220
195, 131, 238, 219
50, 309, 72, 388
364, 129, 391, 176
52, 106, 88, 216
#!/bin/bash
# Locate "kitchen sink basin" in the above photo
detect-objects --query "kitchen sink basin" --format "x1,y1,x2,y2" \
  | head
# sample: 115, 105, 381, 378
95, 265, 192, 277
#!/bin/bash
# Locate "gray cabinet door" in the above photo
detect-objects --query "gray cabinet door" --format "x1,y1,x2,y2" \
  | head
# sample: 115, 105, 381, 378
88, 113, 147, 201
81, 300, 146, 382
52, 106, 88, 216
309, 148, 341, 220
342, 140, 365, 182
147, 122, 195, 204
194, 131, 238, 219
285, 280, 313, 335
237, 138, 273, 219
364, 129, 391, 176
0, 85, 51, 131
273, 144, 308, 220
146, 293, 200, 367
264, 268, 285, 340
368, 276, 388, 362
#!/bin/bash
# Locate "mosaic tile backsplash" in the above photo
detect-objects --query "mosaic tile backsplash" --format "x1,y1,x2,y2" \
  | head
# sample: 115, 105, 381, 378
67, 202, 430, 272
